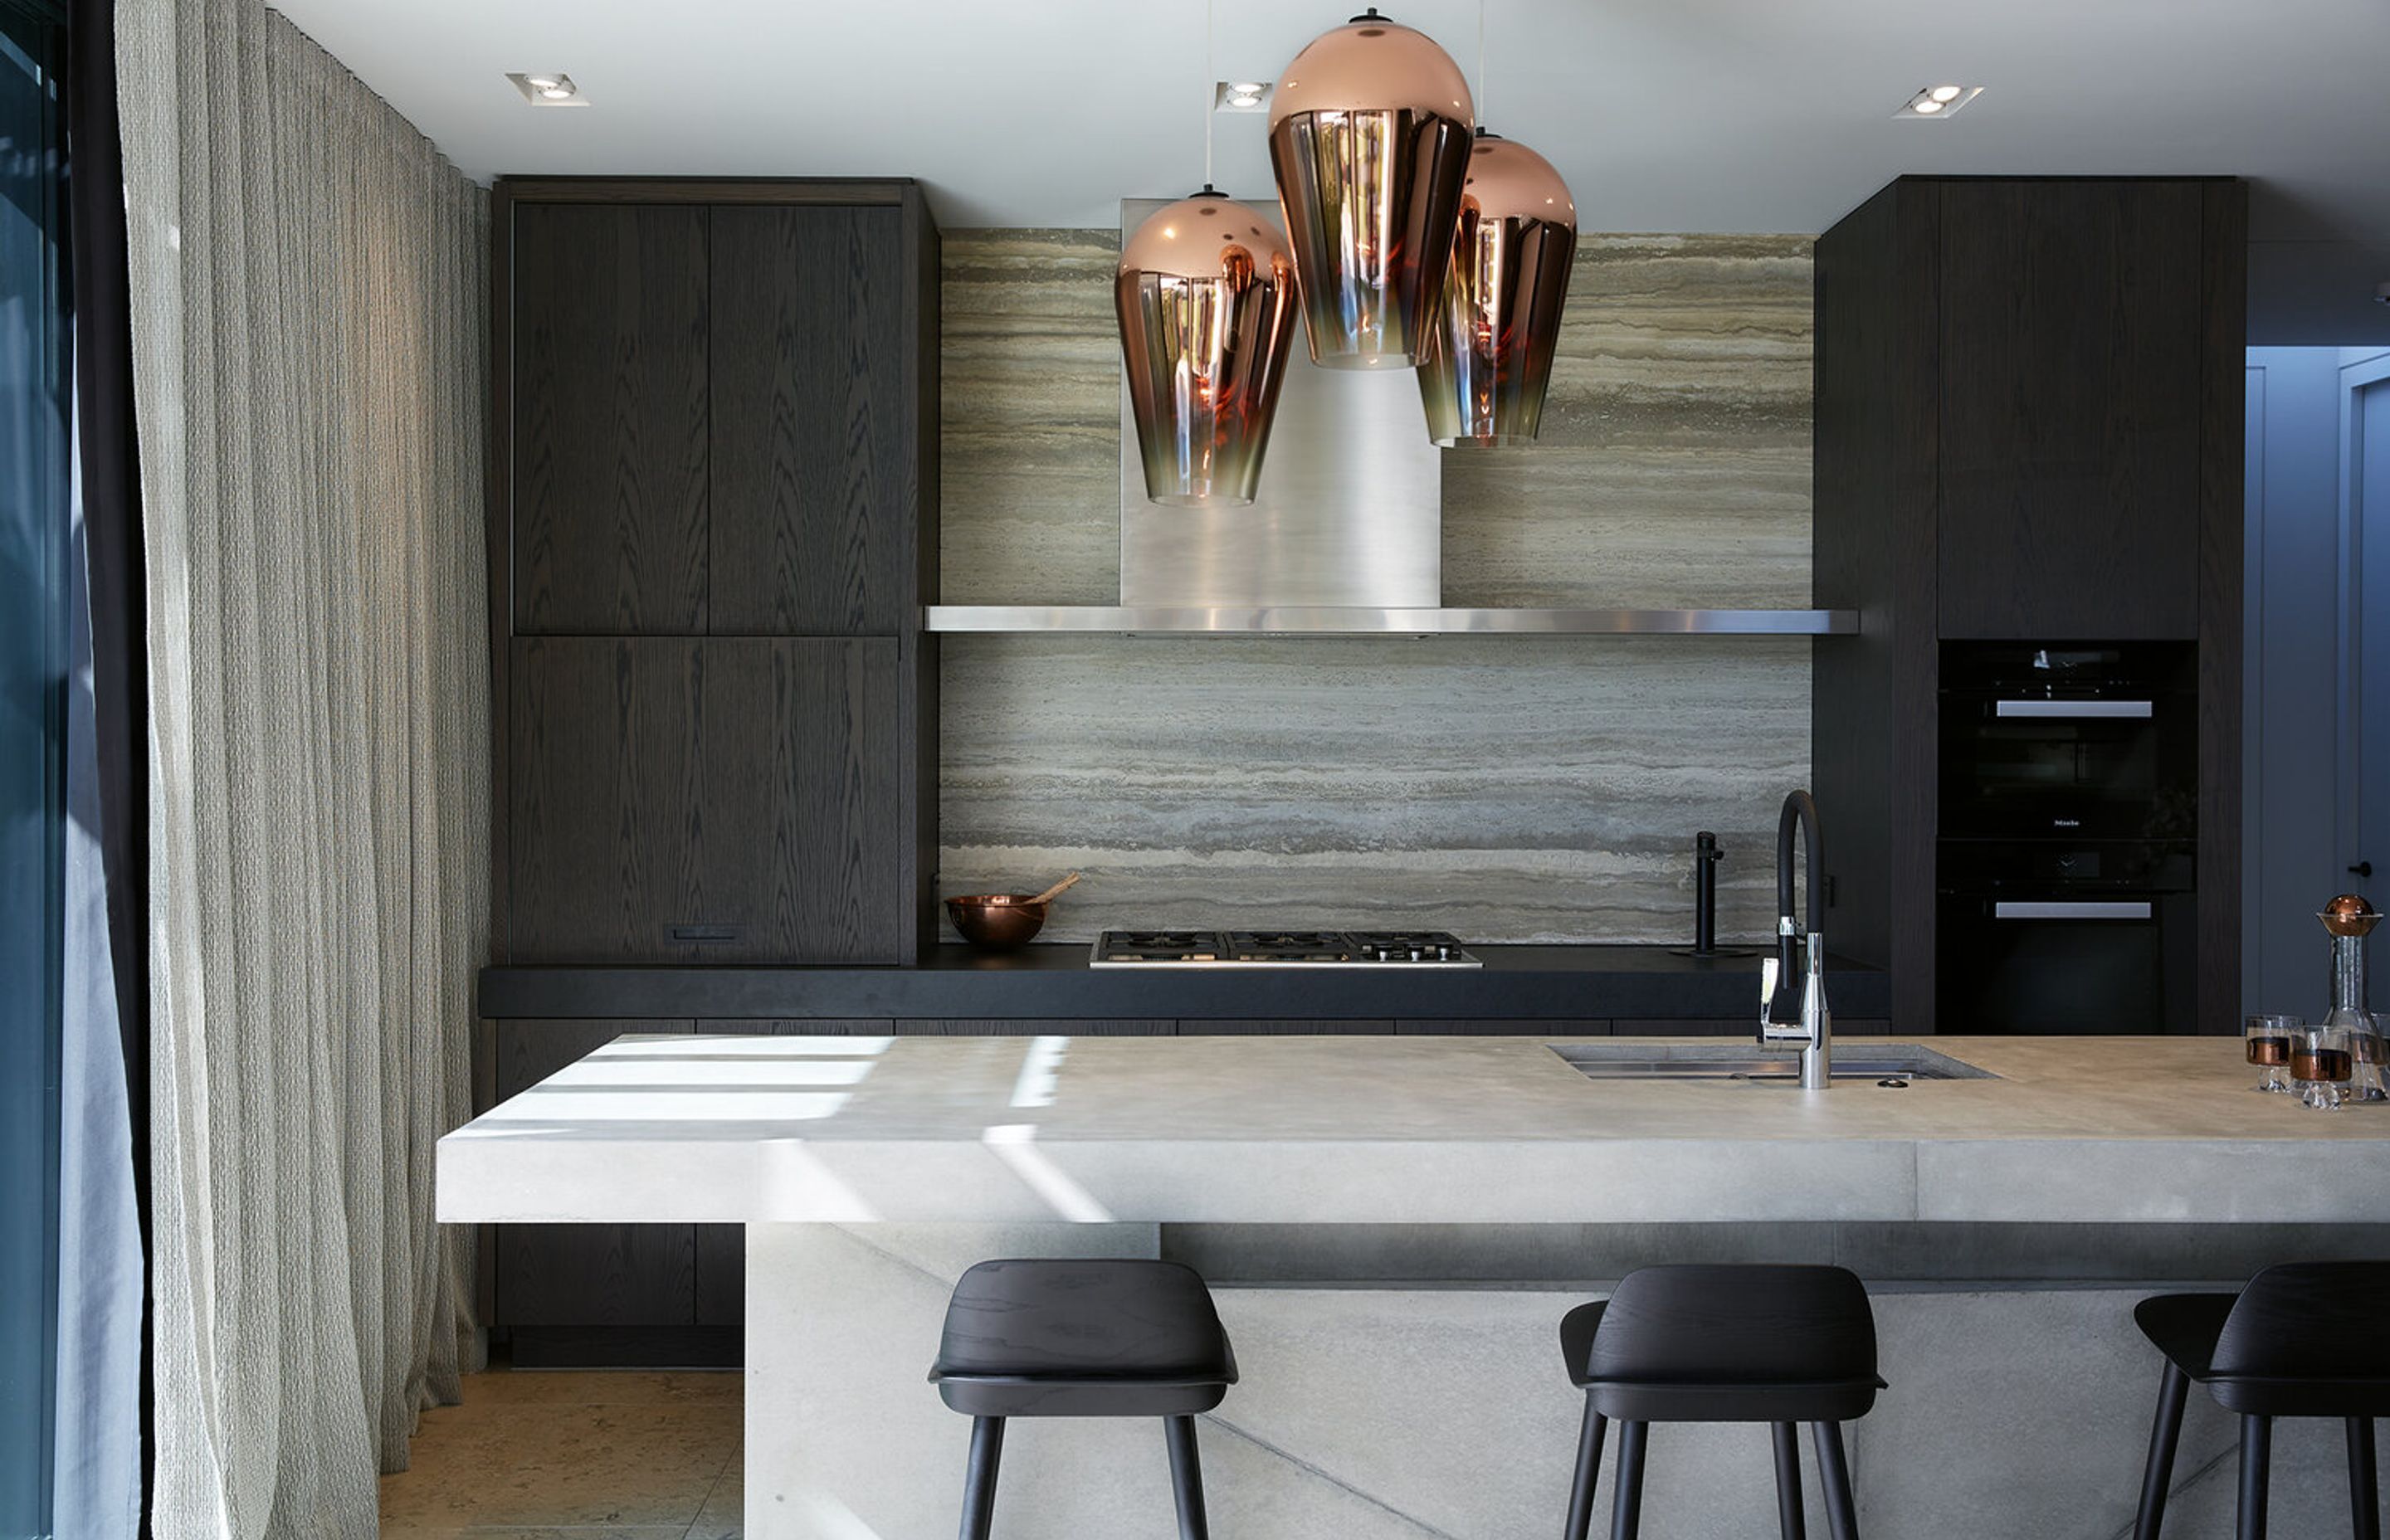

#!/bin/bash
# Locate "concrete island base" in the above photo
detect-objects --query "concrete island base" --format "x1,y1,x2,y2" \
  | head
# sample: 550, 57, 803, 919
745, 1221, 2381, 1540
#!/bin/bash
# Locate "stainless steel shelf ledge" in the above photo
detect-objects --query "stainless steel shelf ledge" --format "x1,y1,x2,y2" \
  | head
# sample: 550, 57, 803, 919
923, 606, 1861, 636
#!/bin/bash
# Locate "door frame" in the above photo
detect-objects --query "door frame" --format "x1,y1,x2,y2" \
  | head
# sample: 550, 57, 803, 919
2339, 351, 2390, 892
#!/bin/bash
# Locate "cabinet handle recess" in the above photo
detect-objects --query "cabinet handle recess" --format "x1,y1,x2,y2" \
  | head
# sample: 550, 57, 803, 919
671, 924, 743, 943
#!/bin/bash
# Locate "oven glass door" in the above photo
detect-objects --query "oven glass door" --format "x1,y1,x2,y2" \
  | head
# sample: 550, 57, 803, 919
1939, 696, 2196, 841
1936, 893, 2194, 1035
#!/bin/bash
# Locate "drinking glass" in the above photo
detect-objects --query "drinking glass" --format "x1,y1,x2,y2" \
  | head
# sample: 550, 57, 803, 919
2349, 1015, 2390, 1104
2293, 1024, 2355, 1111
2245, 1013, 2298, 1093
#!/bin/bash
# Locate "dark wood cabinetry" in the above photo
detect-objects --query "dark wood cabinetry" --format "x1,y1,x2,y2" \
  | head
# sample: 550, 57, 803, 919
487, 180, 939, 1364
1936, 182, 2206, 640
507, 636, 908, 962
1812, 176, 2244, 1033
512, 205, 710, 636
490, 179, 939, 967
709, 205, 913, 636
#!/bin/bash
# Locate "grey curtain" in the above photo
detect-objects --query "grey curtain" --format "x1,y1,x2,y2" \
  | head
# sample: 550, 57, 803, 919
114, 0, 491, 1531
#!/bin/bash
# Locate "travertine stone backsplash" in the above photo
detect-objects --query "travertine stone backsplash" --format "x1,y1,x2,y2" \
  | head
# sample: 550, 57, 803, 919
939, 229, 1814, 944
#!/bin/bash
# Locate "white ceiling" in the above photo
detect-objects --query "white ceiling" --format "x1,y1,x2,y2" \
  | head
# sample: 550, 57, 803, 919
269, 0, 2390, 343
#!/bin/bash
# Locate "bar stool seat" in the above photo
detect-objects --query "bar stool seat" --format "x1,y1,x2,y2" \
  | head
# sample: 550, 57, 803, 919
1558, 1265, 1885, 1540
2131, 1262, 2390, 1540
929, 1259, 1236, 1539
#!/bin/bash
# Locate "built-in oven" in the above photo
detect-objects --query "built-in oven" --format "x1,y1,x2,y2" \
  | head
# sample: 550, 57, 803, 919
1938, 642, 2197, 843
1935, 841, 2196, 1034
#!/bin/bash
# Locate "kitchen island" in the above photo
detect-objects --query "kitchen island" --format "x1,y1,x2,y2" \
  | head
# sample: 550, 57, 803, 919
437, 1034, 2390, 1538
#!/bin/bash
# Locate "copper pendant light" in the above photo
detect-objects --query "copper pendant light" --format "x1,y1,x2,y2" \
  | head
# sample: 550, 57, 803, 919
1417, 129, 1577, 446
1268, 8, 1475, 369
1117, 188, 1301, 506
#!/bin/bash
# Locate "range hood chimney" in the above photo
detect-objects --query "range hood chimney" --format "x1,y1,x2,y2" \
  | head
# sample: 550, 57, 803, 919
1118, 202, 1443, 609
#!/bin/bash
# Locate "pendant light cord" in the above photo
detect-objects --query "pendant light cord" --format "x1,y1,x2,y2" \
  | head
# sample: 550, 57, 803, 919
1203, 0, 1216, 188
1475, 0, 1487, 122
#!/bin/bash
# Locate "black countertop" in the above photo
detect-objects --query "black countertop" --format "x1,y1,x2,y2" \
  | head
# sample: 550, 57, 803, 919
478, 944, 1891, 1023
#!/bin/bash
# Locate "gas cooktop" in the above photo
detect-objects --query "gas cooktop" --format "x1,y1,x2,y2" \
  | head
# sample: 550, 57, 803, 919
1089, 929, 1482, 967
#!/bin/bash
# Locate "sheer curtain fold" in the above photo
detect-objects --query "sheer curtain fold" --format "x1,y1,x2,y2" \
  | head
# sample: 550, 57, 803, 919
116, 0, 490, 1530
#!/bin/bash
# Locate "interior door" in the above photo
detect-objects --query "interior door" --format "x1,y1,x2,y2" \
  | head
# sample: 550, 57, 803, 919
2358, 372, 2390, 982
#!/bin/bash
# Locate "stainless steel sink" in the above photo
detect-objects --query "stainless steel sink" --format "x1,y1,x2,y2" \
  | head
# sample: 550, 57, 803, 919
1552, 1043, 1997, 1083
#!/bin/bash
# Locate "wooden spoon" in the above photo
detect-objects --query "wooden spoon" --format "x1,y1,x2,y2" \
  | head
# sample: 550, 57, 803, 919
1024, 872, 1083, 907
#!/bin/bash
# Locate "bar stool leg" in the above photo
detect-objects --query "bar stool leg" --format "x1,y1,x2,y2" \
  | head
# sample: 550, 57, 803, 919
1812, 1421, 1859, 1540
2347, 1417, 2378, 1540
2237, 1415, 2271, 1540
1608, 1420, 1648, 1540
1166, 1415, 1211, 1540
958, 1416, 1004, 1540
2135, 1362, 2190, 1540
1771, 1422, 1807, 1540
1563, 1396, 1607, 1540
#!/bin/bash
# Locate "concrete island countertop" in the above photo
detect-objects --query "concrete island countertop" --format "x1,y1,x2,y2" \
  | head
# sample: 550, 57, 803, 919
436, 1033, 2390, 1230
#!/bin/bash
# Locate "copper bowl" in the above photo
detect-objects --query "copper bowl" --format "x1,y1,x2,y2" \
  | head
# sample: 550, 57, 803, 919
944, 894, 1050, 950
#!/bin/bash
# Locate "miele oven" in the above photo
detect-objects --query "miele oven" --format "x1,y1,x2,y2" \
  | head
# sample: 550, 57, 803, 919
1935, 841, 2196, 1035
1938, 641, 2197, 842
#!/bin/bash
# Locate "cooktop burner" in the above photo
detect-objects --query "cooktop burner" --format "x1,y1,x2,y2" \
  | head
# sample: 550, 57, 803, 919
1090, 929, 1481, 967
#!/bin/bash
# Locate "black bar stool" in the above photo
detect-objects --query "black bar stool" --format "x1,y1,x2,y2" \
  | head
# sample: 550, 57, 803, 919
929, 1258, 1236, 1540
1558, 1264, 1884, 1540
2132, 1260, 2390, 1540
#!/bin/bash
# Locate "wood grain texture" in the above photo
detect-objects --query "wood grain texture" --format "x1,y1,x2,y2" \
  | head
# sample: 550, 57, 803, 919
1397, 1020, 1612, 1035
1935, 181, 2204, 641
510, 637, 706, 960
495, 1018, 696, 1327
693, 1018, 895, 1034
2196, 179, 2249, 1035
1178, 1019, 1393, 1035
513, 202, 710, 633
1812, 179, 1942, 1028
895, 1018, 1174, 1035
710, 204, 910, 634
702, 639, 907, 962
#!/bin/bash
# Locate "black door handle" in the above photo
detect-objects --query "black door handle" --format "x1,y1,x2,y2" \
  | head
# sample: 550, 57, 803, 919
2353, 862, 2375, 879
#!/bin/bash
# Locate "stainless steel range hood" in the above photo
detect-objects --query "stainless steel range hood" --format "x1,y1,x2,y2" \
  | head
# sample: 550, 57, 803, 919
922, 202, 1857, 639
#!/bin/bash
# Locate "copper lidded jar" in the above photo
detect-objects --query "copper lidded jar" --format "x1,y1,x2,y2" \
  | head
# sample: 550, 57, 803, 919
1116, 190, 1300, 506
1417, 130, 1577, 446
1267, 8, 1475, 368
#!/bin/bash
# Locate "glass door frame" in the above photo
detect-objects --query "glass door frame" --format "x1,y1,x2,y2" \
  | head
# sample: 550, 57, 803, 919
0, 0, 71, 1532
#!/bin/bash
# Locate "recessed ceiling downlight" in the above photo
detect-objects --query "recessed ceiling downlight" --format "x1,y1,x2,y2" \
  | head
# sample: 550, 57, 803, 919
1897, 83, 1982, 119
506, 71, 589, 107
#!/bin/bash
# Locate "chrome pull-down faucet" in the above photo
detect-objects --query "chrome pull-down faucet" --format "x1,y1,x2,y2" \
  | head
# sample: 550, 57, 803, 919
1758, 789, 1832, 1090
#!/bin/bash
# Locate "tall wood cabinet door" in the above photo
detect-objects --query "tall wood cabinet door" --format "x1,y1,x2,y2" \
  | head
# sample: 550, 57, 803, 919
1937, 181, 2204, 640
513, 203, 710, 634
709, 206, 911, 635
494, 1019, 697, 1327
702, 639, 908, 961
509, 638, 706, 959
